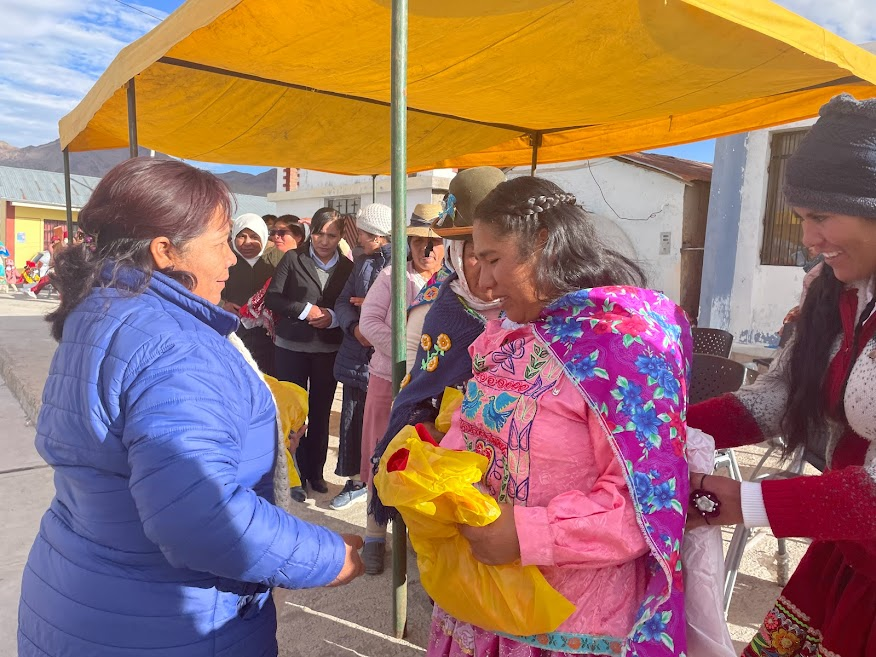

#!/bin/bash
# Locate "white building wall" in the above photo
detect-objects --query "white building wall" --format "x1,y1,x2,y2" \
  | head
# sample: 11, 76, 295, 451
508, 160, 688, 303
726, 119, 813, 346
269, 170, 452, 220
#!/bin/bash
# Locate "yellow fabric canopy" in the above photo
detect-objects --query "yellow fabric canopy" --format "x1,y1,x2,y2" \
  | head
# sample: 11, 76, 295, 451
59, 0, 876, 174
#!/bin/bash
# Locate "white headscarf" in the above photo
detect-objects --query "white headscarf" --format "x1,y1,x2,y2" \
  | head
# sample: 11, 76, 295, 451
448, 240, 503, 316
231, 213, 269, 266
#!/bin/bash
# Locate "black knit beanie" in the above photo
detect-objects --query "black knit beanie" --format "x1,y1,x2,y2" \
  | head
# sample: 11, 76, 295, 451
783, 93, 876, 218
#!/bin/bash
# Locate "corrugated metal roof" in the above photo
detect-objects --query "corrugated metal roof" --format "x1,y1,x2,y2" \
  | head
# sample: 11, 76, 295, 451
234, 194, 275, 217
0, 165, 98, 208
614, 153, 712, 183
0, 165, 275, 216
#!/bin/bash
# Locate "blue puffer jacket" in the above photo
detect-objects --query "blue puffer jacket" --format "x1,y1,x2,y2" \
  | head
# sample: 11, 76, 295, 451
333, 244, 391, 390
18, 270, 346, 657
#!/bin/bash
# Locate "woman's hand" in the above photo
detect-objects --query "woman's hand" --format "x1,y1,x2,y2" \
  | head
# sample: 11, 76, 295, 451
286, 424, 306, 453
307, 306, 333, 329
222, 300, 241, 315
350, 296, 365, 307
353, 324, 372, 347
326, 534, 365, 587
417, 421, 446, 444
460, 505, 521, 565
687, 472, 744, 530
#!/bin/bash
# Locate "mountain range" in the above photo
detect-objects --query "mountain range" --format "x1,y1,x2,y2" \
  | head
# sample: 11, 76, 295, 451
0, 140, 276, 196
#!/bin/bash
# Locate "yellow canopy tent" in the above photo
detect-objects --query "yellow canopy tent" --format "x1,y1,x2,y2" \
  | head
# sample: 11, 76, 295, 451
57, 0, 876, 640
60, 0, 876, 174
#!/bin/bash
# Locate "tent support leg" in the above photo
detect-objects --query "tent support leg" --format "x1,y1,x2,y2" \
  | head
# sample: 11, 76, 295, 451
390, 0, 409, 641
530, 131, 541, 176
127, 79, 139, 158
63, 148, 74, 241
372, 174, 378, 202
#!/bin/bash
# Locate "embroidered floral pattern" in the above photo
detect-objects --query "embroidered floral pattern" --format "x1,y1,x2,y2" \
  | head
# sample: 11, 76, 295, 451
531, 286, 692, 657
421, 332, 453, 374
743, 595, 827, 657
437, 333, 452, 351
462, 339, 560, 505
410, 265, 451, 311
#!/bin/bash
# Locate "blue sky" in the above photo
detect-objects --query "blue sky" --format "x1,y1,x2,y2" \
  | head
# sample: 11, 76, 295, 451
0, 0, 874, 174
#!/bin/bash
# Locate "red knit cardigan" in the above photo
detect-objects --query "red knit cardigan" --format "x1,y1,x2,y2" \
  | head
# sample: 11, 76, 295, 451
687, 287, 876, 543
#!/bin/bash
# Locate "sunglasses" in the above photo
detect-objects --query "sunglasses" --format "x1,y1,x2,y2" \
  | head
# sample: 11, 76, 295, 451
269, 229, 295, 238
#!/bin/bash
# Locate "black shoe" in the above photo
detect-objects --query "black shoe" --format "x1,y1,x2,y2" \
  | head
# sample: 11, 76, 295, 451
363, 540, 386, 575
289, 486, 307, 503
308, 478, 329, 494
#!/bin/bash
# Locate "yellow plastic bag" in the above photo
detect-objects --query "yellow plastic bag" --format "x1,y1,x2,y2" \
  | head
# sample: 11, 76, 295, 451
434, 387, 464, 434
263, 375, 307, 489
374, 425, 575, 636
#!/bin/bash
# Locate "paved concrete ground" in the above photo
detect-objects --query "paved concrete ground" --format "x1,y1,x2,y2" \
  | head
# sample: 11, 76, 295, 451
0, 290, 805, 656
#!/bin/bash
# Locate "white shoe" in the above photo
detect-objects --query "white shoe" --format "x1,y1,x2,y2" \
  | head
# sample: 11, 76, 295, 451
23, 289, 37, 299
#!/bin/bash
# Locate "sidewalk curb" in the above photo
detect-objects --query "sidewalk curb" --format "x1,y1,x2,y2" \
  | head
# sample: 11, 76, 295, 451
0, 341, 40, 426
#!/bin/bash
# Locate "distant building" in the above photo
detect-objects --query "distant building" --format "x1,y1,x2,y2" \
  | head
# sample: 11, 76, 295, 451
0, 166, 275, 268
272, 157, 711, 320
269, 168, 453, 219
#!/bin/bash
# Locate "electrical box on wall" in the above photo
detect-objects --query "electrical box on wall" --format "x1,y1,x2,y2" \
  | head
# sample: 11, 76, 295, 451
659, 231, 671, 255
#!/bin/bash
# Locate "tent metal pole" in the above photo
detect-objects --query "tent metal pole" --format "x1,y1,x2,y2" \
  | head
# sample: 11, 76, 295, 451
63, 148, 74, 241
390, 0, 409, 640
530, 131, 541, 176
127, 79, 139, 159
372, 174, 377, 202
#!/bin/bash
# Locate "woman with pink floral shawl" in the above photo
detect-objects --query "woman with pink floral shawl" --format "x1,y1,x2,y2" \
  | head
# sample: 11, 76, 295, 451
429, 177, 691, 657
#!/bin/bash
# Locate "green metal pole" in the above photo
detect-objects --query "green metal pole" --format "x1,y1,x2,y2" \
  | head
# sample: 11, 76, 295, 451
390, 0, 409, 641
62, 148, 74, 241
127, 79, 139, 158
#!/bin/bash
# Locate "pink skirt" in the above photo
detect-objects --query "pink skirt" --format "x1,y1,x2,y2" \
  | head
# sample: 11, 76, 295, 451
359, 375, 394, 484
428, 607, 586, 657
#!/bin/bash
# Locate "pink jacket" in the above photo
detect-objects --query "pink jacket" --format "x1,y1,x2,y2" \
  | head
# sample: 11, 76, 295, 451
440, 319, 648, 639
359, 263, 428, 382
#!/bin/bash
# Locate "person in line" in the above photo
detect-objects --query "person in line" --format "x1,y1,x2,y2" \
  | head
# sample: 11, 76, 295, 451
330, 204, 394, 510
220, 213, 276, 375
264, 214, 308, 267
17, 158, 363, 657
266, 207, 353, 496
686, 93, 876, 657
425, 176, 691, 657
369, 167, 506, 524
357, 206, 446, 573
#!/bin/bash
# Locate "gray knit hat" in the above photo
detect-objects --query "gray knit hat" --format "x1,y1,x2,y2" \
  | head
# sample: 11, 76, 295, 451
783, 93, 876, 218
356, 203, 392, 237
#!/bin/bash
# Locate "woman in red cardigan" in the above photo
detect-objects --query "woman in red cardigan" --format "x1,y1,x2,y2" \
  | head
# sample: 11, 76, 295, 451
687, 93, 876, 657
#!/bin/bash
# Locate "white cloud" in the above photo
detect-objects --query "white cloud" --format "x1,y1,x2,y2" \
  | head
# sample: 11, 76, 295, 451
0, 0, 165, 146
775, 0, 876, 45
0, 0, 873, 151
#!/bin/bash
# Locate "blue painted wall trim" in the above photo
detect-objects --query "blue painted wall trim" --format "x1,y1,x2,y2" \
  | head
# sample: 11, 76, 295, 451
698, 133, 747, 329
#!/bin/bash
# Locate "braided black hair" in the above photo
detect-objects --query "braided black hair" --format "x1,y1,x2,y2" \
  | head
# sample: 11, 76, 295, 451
474, 176, 645, 301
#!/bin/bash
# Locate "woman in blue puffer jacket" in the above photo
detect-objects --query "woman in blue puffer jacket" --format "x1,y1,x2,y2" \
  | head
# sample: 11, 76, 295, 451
17, 158, 364, 657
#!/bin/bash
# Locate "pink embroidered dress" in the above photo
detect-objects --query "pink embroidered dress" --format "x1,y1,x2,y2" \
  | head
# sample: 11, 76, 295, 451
427, 287, 692, 657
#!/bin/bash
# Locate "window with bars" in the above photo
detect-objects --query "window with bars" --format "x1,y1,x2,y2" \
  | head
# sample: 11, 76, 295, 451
760, 129, 810, 266
325, 196, 360, 216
